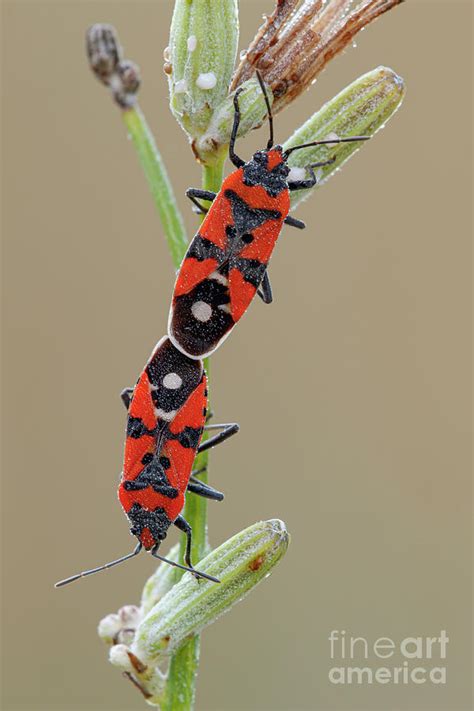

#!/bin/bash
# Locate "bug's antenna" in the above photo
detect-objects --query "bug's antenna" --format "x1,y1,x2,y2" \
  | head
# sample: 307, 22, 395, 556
151, 550, 220, 583
55, 543, 143, 587
283, 136, 370, 158
255, 71, 274, 150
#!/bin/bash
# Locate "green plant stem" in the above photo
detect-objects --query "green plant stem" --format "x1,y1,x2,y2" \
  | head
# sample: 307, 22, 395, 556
161, 155, 225, 711
122, 105, 188, 269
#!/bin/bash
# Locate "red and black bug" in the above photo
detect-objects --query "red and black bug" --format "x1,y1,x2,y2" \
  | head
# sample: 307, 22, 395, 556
168, 72, 369, 359
55, 337, 238, 587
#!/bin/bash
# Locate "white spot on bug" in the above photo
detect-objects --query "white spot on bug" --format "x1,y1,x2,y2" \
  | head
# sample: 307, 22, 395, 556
196, 72, 217, 90
191, 300, 213, 322
209, 270, 228, 286
175, 79, 187, 94
218, 304, 231, 314
187, 35, 197, 52
155, 408, 177, 421
288, 166, 306, 182
324, 132, 340, 146
163, 372, 182, 390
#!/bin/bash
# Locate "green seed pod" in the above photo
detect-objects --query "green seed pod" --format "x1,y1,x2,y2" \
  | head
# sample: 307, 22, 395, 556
133, 519, 290, 663
167, 0, 239, 144
284, 66, 406, 208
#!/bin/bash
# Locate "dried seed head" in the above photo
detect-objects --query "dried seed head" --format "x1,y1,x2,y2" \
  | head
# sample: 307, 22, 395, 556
86, 24, 122, 84
86, 24, 141, 109
232, 0, 405, 114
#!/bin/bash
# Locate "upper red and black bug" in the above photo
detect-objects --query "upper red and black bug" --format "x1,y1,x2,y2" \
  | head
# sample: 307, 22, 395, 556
168, 72, 369, 359
55, 336, 238, 587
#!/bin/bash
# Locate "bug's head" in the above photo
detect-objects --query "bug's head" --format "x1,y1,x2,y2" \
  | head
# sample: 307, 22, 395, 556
126, 502, 171, 551
244, 145, 290, 196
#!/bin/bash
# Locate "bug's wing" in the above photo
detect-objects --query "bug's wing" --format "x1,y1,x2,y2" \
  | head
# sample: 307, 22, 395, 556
161, 373, 208, 520
122, 370, 157, 481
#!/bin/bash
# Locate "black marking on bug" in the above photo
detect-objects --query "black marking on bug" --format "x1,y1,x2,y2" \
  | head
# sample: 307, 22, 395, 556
168, 425, 202, 450
141, 452, 154, 466
224, 189, 282, 235
127, 417, 154, 439
123, 457, 179, 498
226, 224, 237, 240
127, 503, 173, 544
159, 456, 171, 469
187, 235, 224, 263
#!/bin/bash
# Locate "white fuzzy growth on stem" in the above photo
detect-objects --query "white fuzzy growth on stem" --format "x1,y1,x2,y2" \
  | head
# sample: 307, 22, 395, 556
196, 72, 217, 90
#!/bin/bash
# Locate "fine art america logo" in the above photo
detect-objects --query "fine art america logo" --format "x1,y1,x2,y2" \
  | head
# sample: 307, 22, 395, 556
328, 630, 449, 685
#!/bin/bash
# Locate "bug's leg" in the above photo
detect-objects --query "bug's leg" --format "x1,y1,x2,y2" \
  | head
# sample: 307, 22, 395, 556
288, 165, 318, 191
229, 88, 245, 168
288, 158, 335, 191
173, 515, 194, 568
188, 466, 224, 500
257, 271, 273, 304
151, 536, 219, 582
121, 387, 134, 410
284, 215, 306, 229
187, 479, 224, 501
198, 422, 239, 453
186, 188, 217, 215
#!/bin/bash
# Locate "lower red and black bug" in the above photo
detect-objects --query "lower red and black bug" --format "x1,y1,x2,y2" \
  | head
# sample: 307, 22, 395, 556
55, 336, 239, 587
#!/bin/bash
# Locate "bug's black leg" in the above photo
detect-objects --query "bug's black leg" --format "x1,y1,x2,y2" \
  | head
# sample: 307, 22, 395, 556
288, 165, 317, 191
288, 158, 335, 191
186, 188, 217, 215
189, 467, 224, 499
187, 479, 224, 501
121, 387, 134, 410
229, 88, 245, 168
257, 271, 273, 304
173, 515, 194, 568
151, 535, 219, 582
198, 422, 239, 453
284, 215, 306, 229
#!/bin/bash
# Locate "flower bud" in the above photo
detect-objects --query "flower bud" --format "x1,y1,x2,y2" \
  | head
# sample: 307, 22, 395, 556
133, 520, 289, 663
98, 613, 122, 644
167, 0, 239, 145
284, 66, 406, 207
118, 604, 142, 628
109, 644, 135, 672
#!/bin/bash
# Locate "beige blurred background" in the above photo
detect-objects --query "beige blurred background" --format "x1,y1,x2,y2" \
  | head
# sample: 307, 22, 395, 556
2, 1, 472, 710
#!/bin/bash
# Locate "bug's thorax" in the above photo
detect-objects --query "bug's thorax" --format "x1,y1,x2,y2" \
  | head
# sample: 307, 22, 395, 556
241, 145, 290, 199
